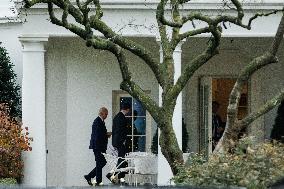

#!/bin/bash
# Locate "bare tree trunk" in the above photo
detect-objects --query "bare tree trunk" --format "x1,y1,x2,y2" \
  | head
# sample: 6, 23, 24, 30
159, 120, 184, 175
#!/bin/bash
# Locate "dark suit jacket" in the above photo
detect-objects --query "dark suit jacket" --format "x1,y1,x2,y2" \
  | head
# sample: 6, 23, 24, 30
89, 116, 108, 151
112, 112, 128, 148
212, 114, 224, 141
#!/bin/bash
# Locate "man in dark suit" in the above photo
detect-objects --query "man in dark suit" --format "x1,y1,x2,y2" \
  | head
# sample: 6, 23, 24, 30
107, 102, 131, 183
84, 107, 111, 186
212, 101, 225, 150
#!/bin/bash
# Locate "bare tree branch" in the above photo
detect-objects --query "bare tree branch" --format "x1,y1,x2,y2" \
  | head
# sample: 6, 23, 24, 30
62, 1, 69, 25
178, 0, 191, 4
120, 79, 162, 123
75, 0, 82, 10
171, 0, 183, 46
47, 2, 85, 38
247, 9, 284, 30
24, 0, 44, 8
224, 53, 277, 134
169, 25, 221, 100
214, 12, 284, 153
83, 0, 93, 7
156, 0, 183, 28
229, 13, 284, 127
269, 12, 284, 55
241, 90, 284, 127
230, 0, 244, 20
167, 0, 284, 100
88, 18, 164, 87
27, 0, 165, 87
45, 0, 164, 127
174, 27, 210, 47
179, 0, 283, 33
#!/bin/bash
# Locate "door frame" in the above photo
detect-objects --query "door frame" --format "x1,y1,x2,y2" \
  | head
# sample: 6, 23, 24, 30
198, 75, 251, 156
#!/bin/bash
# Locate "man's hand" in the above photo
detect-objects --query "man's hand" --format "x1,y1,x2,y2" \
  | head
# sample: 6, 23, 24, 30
107, 132, 112, 138
217, 127, 224, 133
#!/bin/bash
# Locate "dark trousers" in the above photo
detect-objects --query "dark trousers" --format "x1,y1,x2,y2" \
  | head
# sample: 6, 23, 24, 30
116, 145, 128, 179
86, 149, 106, 183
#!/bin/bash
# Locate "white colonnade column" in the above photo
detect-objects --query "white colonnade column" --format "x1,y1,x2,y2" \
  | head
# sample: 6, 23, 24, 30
157, 39, 184, 185
19, 34, 48, 187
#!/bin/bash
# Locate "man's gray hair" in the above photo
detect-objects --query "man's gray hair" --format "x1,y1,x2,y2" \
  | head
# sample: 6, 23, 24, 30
98, 107, 108, 116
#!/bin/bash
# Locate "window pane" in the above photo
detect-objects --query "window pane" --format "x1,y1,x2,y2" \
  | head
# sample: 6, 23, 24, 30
118, 95, 148, 152
134, 117, 146, 135
134, 136, 146, 152
125, 136, 133, 152
125, 136, 140, 152
133, 99, 146, 116
126, 118, 133, 135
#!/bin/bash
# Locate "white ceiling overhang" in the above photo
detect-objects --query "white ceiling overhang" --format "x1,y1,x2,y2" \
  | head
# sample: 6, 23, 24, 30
14, 0, 284, 11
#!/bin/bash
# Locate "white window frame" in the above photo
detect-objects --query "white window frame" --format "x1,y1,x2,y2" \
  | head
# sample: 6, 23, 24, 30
112, 90, 152, 152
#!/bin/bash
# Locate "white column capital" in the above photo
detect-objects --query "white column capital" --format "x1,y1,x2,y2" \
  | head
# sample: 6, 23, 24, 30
19, 34, 49, 52
155, 35, 161, 42
174, 39, 186, 52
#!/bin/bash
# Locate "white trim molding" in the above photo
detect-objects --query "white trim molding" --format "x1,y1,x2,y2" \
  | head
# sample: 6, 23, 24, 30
15, 0, 284, 11
19, 34, 49, 42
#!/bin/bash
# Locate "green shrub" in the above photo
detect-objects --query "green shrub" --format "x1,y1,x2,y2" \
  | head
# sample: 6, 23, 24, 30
173, 136, 284, 189
0, 43, 21, 118
0, 178, 17, 185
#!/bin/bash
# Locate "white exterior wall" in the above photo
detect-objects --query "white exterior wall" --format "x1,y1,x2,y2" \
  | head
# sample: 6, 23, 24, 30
45, 37, 159, 186
262, 42, 284, 139
45, 38, 68, 186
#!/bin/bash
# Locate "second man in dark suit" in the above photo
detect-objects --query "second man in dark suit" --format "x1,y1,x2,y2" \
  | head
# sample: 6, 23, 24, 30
108, 102, 131, 183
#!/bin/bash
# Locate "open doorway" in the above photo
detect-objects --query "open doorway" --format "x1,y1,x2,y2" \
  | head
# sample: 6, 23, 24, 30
212, 78, 248, 122
199, 77, 248, 156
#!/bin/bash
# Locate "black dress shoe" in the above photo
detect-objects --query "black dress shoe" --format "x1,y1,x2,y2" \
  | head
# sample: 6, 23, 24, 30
84, 175, 93, 186
106, 173, 111, 179
106, 173, 113, 182
118, 178, 126, 185
95, 182, 103, 186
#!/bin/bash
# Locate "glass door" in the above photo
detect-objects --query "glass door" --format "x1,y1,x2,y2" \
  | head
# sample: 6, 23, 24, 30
112, 91, 152, 152
199, 77, 212, 158
199, 77, 249, 157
